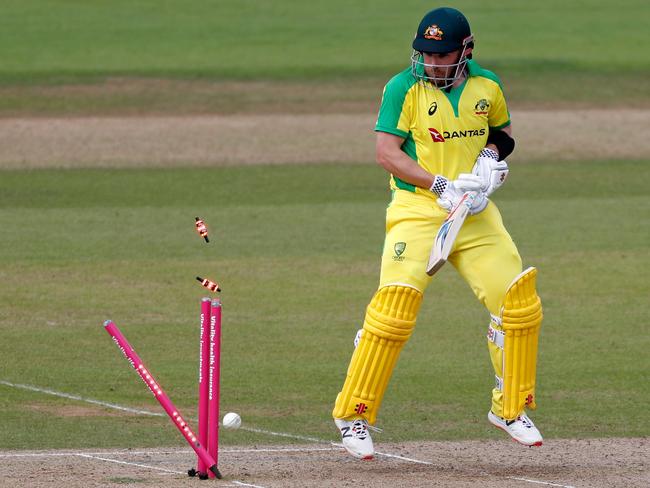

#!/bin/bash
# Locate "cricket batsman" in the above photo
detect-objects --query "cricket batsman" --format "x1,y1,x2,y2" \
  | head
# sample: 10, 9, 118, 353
333, 7, 544, 459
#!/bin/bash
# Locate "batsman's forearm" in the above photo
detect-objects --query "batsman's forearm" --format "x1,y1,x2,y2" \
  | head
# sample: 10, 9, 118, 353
376, 148, 435, 190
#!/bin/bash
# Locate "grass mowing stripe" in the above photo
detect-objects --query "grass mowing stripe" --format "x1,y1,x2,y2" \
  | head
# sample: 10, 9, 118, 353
0, 380, 164, 416
0, 161, 647, 210
0, 1, 647, 78
0, 380, 434, 467
0, 1, 648, 110
0, 161, 647, 449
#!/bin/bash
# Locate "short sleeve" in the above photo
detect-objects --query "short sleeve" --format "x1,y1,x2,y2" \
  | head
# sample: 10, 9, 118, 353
488, 83, 510, 130
375, 71, 416, 138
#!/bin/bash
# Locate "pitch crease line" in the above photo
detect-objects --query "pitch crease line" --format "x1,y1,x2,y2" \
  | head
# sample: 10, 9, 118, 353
508, 477, 576, 488
1, 380, 433, 465
0, 447, 339, 458
76, 454, 269, 487
374, 449, 433, 465
0, 380, 164, 417
0, 381, 581, 486
231, 481, 269, 488
75, 453, 181, 475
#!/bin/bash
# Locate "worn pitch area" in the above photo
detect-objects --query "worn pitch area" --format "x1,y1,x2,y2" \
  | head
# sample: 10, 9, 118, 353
0, 438, 648, 488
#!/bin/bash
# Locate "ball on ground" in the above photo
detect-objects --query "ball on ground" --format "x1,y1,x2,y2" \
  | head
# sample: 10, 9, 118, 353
222, 412, 241, 430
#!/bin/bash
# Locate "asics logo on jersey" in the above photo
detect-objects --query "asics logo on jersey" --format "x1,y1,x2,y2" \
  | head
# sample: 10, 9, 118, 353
428, 101, 438, 116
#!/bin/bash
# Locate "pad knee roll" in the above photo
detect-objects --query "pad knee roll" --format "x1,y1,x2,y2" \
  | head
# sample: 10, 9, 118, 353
333, 285, 422, 424
489, 267, 543, 419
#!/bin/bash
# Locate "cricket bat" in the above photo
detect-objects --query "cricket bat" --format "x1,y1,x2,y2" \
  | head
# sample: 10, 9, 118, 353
426, 191, 477, 276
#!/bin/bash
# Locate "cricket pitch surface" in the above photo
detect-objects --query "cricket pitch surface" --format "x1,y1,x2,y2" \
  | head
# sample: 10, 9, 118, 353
1, 438, 647, 488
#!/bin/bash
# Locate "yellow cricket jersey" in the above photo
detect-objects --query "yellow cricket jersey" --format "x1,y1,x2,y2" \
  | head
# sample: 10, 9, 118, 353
375, 59, 511, 195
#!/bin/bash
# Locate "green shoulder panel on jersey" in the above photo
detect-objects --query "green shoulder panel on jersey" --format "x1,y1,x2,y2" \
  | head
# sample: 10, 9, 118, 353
374, 67, 418, 138
467, 59, 511, 129
466, 59, 503, 88
491, 120, 511, 130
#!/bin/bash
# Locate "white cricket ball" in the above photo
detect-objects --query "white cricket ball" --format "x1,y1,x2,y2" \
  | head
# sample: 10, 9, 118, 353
222, 412, 241, 430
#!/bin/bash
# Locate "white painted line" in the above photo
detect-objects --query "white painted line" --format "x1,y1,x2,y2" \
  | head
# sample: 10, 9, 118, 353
0, 381, 326, 445
0, 449, 575, 488
75, 453, 181, 475
374, 450, 433, 465
242, 429, 433, 466
0, 452, 83, 458
508, 477, 576, 488
241, 425, 325, 444
232, 481, 268, 488
0, 380, 434, 467
328, 440, 433, 465
226, 447, 339, 453
0, 380, 164, 417
0, 380, 325, 445
0, 447, 338, 458
76, 453, 269, 488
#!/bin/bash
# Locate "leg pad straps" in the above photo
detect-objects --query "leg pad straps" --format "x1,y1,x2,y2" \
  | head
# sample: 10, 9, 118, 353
488, 267, 543, 420
333, 285, 422, 424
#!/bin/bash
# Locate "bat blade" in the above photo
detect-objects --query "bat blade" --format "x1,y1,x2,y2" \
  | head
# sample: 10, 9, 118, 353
426, 192, 475, 276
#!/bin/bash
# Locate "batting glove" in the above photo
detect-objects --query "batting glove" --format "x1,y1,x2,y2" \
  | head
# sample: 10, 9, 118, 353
473, 148, 509, 197
430, 174, 488, 215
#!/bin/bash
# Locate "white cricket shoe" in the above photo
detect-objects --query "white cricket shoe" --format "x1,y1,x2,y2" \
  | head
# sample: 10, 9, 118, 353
334, 418, 375, 459
488, 411, 543, 446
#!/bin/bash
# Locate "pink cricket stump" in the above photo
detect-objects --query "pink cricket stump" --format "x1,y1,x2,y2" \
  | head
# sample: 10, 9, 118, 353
103, 320, 221, 479
207, 299, 222, 479
196, 298, 212, 477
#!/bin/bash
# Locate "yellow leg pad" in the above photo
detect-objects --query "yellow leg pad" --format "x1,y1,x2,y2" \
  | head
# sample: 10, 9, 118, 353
333, 285, 422, 424
501, 267, 543, 420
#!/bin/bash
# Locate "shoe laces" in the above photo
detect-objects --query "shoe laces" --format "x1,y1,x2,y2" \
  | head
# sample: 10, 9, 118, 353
351, 419, 382, 437
349, 420, 368, 439
518, 415, 534, 429
504, 414, 533, 429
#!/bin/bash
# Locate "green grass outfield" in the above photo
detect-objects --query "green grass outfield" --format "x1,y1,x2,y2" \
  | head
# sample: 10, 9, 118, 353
0, 0, 648, 113
1, 161, 648, 449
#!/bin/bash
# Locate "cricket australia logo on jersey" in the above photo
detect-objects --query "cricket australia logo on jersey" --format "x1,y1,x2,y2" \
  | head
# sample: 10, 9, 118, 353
474, 99, 490, 115
393, 242, 406, 261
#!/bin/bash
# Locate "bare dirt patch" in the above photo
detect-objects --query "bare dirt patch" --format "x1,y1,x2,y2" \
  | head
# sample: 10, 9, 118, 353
0, 78, 380, 117
0, 109, 647, 169
0, 438, 647, 488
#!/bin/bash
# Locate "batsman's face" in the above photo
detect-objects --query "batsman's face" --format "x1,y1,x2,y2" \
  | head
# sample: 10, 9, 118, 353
422, 50, 462, 85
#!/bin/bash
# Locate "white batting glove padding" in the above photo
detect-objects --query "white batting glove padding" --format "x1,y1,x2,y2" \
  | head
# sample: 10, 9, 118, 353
436, 174, 487, 215
486, 161, 509, 196
473, 148, 509, 197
